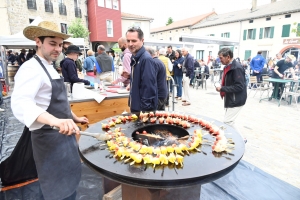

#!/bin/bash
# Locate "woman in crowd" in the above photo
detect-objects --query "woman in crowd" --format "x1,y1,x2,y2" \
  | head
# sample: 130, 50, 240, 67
84, 50, 97, 78
173, 49, 184, 100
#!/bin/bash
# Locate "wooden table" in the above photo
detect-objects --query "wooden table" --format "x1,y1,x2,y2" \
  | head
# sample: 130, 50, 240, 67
69, 91, 130, 131
259, 78, 293, 106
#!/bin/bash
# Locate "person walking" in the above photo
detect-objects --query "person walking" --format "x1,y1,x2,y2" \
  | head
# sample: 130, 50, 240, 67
173, 50, 184, 100
215, 48, 247, 142
95, 45, 115, 83
10, 21, 109, 200
158, 48, 172, 107
181, 47, 194, 106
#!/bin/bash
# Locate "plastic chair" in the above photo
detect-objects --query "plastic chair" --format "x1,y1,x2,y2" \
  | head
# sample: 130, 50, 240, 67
194, 73, 208, 90
255, 76, 273, 98
279, 84, 300, 110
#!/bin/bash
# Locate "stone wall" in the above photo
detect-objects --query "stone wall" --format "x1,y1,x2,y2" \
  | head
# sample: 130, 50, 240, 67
6, 0, 87, 35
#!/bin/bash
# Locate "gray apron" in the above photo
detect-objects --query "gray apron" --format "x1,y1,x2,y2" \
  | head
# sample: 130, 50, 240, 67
31, 56, 81, 200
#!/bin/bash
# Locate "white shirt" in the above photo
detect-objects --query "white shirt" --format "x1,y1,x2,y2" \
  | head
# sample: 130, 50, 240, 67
11, 55, 60, 131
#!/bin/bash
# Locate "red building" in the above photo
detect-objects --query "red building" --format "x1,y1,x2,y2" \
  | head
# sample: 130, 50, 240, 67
87, 0, 122, 51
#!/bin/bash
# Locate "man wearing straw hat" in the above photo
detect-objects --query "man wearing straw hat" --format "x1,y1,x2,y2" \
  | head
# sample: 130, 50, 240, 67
10, 21, 109, 200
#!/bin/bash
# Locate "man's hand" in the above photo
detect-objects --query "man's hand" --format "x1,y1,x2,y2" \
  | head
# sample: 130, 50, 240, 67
279, 73, 283, 78
52, 118, 80, 135
216, 87, 221, 92
126, 84, 130, 91
75, 116, 89, 124
111, 80, 118, 85
121, 71, 131, 79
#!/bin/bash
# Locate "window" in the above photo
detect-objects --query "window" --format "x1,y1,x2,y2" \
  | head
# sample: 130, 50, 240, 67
27, 0, 37, 10
106, 20, 113, 37
61, 23, 67, 34
98, 0, 104, 7
106, 0, 112, 8
245, 29, 256, 40
132, 22, 141, 27
182, 29, 184, 31
282, 24, 291, 37
152, 35, 154, 37
169, 37, 172, 41
244, 50, 251, 60
196, 50, 204, 60
29, 18, 34, 24
285, 14, 291, 18
221, 32, 230, 38
266, 17, 271, 21
58, 0, 64, 3
74, 0, 80, 7
249, 20, 253, 23
176, 30, 178, 32
113, 0, 119, 10
207, 34, 215, 36
259, 27, 274, 39
169, 31, 171, 33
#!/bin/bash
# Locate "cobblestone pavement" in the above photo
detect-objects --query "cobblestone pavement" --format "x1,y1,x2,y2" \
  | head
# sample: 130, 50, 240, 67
1, 82, 299, 189
172, 82, 300, 188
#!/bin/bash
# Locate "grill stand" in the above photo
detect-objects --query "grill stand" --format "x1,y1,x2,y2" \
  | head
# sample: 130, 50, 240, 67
103, 178, 201, 200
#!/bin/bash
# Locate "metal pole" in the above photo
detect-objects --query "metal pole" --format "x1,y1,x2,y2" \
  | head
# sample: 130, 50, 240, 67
167, 75, 177, 111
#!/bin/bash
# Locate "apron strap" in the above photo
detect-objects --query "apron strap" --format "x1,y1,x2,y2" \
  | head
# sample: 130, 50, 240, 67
34, 55, 53, 81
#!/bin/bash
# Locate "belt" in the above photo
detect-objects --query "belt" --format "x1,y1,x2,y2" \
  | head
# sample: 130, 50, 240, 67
87, 70, 93, 72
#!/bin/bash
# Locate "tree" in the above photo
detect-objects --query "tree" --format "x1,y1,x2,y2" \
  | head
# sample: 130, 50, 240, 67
68, 18, 90, 39
166, 17, 174, 26
291, 22, 300, 37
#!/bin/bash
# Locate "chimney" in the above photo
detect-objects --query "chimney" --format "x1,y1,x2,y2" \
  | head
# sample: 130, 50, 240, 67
271, 0, 276, 3
251, 0, 257, 12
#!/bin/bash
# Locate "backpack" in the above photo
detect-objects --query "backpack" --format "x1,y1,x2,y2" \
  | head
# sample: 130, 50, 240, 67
75, 59, 83, 72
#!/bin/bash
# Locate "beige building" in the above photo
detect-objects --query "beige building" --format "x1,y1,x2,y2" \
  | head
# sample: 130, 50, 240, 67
121, 12, 153, 39
150, 12, 216, 42
0, 0, 87, 36
191, 0, 300, 60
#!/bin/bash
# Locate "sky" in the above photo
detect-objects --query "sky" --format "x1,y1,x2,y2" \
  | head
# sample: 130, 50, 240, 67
121, 0, 279, 29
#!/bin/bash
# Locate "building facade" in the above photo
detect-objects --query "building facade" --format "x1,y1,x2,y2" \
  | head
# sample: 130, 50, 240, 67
0, 0, 87, 36
121, 12, 153, 39
191, 0, 300, 61
87, 0, 122, 51
150, 12, 216, 42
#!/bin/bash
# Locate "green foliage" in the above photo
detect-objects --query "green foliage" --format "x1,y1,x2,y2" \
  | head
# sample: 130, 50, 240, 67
291, 22, 300, 37
68, 18, 90, 39
166, 17, 174, 26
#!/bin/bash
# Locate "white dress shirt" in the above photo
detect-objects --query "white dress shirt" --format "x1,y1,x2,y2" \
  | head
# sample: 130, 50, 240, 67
11, 55, 61, 131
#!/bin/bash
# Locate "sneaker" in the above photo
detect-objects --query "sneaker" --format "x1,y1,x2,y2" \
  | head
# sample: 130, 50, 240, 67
177, 97, 182, 100
182, 102, 191, 106
182, 99, 186, 102
169, 93, 172, 97
0, 108, 5, 112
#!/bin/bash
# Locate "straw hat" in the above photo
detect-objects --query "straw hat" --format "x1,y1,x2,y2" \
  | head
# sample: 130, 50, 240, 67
23, 21, 71, 41
286, 54, 295, 60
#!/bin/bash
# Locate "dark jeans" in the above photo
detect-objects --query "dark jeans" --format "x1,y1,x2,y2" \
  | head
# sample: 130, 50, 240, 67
253, 72, 262, 82
157, 98, 166, 110
63, 191, 77, 200
174, 75, 183, 97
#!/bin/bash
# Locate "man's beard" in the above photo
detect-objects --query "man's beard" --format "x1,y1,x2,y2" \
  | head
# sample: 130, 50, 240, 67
121, 46, 126, 52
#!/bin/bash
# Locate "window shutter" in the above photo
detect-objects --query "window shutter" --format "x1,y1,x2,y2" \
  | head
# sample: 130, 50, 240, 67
297, 23, 300, 37
221, 33, 224, 37
228, 32, 230, 38
259, 28, 263, 39
282, 24, 291, 37
270, 26, 275, 38
244, 50, 251, 60
252, 28, 256, 39
243, 30, 247, 40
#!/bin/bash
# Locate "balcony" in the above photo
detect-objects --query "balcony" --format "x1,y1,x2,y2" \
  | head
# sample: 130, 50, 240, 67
59, 3, 67, 15
75, 7, 82, 18
45, 0, 53, 13
27, 0, 37, 10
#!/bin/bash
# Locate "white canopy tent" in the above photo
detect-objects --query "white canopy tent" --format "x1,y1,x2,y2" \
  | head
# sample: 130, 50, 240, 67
0, 16, 86, 88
